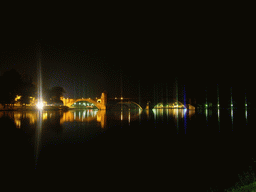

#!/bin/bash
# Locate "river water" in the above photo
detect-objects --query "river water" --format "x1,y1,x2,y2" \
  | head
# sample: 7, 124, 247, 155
1, 108, 255, 190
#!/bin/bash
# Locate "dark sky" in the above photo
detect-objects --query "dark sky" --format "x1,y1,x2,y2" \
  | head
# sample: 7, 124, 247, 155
1, 6, 254, 105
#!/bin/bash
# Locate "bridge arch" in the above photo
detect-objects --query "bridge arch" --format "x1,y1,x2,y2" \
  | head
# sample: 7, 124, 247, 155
61, 92, 107, 110
112, 101, 142, 110
129, 101, 143, 110
66, 98, 105, 110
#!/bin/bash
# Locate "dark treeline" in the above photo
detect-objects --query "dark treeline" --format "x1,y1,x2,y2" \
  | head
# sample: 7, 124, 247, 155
44, 86, 65, 105
0, 69, 35, 108
0, 69, 65, 108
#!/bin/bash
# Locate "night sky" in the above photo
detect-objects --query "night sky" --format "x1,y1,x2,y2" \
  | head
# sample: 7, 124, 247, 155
1, 6, 254, 106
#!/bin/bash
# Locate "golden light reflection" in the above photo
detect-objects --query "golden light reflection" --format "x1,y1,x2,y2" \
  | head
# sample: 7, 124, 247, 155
60, 110, 97, 123
60, 110, 106, 128
96, 110, 106, 128
0, 109, 107, 129
15, 119, 21, 128
146, 109, 150, 119
128, 110, 131, 124
43, 112, 48, 120
152, 109, 195, 119
0, 111, 37, 128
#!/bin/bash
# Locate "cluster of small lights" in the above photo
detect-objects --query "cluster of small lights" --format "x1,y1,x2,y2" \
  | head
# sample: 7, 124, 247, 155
115, 97, 124, 100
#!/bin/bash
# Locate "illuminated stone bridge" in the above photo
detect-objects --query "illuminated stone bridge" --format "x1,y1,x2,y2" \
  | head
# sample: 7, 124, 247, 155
61, 92, 107, 110
61, 92, 143, 110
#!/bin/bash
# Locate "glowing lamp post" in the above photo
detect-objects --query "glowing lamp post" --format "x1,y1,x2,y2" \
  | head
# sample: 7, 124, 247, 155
36, 101, 44, 110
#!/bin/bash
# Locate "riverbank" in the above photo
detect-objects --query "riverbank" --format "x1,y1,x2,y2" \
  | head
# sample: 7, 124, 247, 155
226, 182, 256, 192
207, 164, 256, 191
0, 106, 69, 111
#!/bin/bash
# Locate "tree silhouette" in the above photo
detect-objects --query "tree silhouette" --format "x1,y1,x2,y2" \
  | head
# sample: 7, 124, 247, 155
19, 77, 36, 107
0, 69, 22, 108
0, 69, 36, 108
50, 86, 65, 105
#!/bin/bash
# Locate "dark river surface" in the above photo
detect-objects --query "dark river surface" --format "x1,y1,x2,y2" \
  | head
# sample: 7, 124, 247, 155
1, 108, 255, 190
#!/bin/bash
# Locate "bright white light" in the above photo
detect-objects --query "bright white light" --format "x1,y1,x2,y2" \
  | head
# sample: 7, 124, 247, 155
36, 102, 44, 110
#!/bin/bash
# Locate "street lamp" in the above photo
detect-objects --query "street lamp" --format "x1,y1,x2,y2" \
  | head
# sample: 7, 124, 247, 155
36, 102, 44, 110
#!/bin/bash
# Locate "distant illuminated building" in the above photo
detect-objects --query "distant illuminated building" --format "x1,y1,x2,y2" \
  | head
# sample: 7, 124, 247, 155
15, 95, 21, 102
154, 100, 186, 109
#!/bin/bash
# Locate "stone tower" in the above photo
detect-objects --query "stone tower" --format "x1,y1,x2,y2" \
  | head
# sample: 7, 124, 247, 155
101, 91, 107, 109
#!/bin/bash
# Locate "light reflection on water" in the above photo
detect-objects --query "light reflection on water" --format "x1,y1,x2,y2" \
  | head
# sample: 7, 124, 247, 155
0, 107, 252, 150
1, 107, 254, 191
0, 107, 254, 172
0, 107, 252, 136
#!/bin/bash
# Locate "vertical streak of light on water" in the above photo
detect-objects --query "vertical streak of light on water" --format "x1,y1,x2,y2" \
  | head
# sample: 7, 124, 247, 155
35, 45, 43, 169
245, 107, 248, 124
183, 85, 187, 134
184, 109, 187, 134
245, 89, 248, 124
205, 108, 208, 124
176, 109, 179, 134
231, 107, 233, 131
218, 107, 220, 132
161, 108, 163, 123
217, 84, 220, 132
128, 110, 130, 125
175, 77, 179, 133
166, 108, 169, 124
35, 110, 42, 169
140, 108, 143, 124
152, 109, 156, 128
